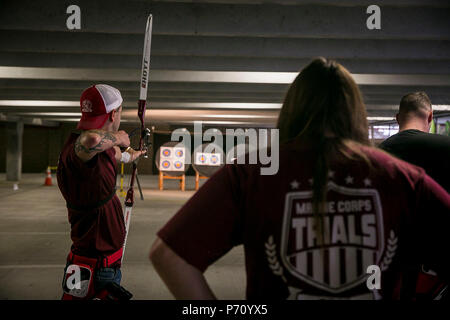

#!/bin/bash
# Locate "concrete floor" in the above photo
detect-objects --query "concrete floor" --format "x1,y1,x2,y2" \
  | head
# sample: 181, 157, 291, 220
0, 173, 246, 300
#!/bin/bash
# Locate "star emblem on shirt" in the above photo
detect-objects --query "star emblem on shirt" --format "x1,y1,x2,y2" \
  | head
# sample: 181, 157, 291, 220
345, 176, 354, 184
290, 180, 300, 189
364, 178, 372, 187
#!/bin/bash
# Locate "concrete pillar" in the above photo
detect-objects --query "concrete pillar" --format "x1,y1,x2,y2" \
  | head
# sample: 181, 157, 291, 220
6, 121, 23, 181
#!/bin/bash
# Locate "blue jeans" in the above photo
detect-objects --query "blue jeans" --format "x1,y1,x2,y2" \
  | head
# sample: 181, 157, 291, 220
94, 267, 122, 292
62, 264, 122, 298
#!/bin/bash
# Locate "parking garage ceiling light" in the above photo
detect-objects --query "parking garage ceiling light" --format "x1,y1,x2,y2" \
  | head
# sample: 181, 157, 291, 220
0, 100, 79, 107
1, 67, 449, 86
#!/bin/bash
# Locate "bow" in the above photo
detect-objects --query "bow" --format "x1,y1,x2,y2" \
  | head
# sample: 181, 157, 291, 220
122, 14, 153, 262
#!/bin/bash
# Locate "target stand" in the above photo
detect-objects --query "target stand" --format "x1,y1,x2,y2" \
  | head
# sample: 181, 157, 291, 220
159, 171, 185, 191
195, 172, 208, 190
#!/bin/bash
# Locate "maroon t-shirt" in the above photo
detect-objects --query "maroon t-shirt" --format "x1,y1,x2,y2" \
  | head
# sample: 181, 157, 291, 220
158, 140, 450, 300
57, 133, 125, 258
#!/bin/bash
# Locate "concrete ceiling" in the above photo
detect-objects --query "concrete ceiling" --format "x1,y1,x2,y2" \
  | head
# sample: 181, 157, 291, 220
0, 0, 449, 129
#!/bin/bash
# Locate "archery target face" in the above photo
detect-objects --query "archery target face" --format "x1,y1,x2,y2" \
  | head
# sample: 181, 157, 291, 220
162, 148, 171, 157
210, 154, 220, 165
198, 154, 207, 164
174, 161, 183, 169
175, 149, 184, 158
161, 160, 171, 170
195, 152, 222, 166
159, 147, 186, 171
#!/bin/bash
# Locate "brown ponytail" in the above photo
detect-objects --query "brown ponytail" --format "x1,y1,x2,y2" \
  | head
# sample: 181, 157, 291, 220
277, 57, 371, 246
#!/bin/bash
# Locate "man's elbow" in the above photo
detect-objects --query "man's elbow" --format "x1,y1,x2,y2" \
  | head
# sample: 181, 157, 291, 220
83, 132, 101, 149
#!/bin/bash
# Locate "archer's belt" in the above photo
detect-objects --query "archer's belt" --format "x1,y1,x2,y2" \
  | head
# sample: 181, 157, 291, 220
67, 247, 123, 269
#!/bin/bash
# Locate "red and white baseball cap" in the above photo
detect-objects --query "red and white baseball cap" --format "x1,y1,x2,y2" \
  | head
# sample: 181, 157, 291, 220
77, 84, 123, 130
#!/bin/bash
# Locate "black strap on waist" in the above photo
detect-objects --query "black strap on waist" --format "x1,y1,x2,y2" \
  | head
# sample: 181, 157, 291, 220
66, 189, 116, 211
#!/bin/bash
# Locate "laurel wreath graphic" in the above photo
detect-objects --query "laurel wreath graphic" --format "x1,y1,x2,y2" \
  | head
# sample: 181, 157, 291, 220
265, 235, 287, 283
380, 230, 398, 271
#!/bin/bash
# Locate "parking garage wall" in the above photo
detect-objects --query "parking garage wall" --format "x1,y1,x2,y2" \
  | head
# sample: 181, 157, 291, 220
0, 122, 156, 175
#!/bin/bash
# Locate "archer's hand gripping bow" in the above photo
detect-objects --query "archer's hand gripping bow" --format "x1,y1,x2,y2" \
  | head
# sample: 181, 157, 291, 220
122, 15, 153, 262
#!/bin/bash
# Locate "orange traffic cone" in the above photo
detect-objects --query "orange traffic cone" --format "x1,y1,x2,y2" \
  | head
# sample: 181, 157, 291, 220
44, 167, 52, 186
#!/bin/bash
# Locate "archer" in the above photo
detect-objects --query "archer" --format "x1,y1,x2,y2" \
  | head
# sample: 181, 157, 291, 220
57, 84, 144, 300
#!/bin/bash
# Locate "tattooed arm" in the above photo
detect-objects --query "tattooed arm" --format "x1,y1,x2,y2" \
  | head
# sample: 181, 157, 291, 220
75, 129, 130, 162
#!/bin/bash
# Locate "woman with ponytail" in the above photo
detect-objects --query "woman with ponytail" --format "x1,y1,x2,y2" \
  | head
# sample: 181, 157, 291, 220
150, 58, 450, 300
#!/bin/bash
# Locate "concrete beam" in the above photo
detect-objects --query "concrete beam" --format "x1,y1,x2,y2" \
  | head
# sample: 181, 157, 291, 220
2, 88, 449, 105
0, 88, 284, 102
0, 1, 448, 39
4, 102, 448, 114
38, 111, 449, 128
150, 1, 450, 7
2, 79, 450, 97
1, 52, 449, 75
360, 85, 450, 95
0, 79, 289, 92
2, 31, 449, 60
1, 67, 449, 86
0, 95, 280, 104
0, 109, 408, 128
363, 94, 450, 105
